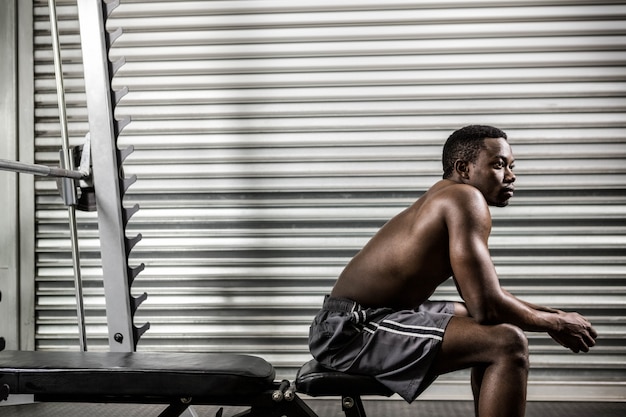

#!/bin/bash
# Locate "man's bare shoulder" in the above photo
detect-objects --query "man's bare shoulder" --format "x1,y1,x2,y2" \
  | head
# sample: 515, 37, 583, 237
424, 180, 491, 224
425, 180, 487, 205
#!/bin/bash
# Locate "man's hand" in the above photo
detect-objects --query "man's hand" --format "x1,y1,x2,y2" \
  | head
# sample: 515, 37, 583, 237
548, 311, 598, 353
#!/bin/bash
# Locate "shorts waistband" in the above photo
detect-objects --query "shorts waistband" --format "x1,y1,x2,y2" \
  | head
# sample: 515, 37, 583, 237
322, 295, 362, 312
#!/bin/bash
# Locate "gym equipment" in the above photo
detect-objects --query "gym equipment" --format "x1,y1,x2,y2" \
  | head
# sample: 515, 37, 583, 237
0, 1, 395, 415
296, 359, 393, 417
75, 0, 148, 353
0, 350, 319, 417
48, 0, 88, 351
0, 350, 389, 417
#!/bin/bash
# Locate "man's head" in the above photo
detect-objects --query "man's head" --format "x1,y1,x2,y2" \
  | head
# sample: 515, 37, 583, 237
442, 125, 508, 179
442, 125, 515, 207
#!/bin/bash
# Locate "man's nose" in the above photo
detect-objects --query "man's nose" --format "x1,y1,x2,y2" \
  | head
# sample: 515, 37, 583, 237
506, 168, 516, 183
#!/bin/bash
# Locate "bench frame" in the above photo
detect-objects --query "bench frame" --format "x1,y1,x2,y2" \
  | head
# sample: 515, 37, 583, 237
0, 351, 390, 417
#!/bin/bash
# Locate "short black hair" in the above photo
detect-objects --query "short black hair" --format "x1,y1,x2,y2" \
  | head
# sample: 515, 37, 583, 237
442, 125, 508, 179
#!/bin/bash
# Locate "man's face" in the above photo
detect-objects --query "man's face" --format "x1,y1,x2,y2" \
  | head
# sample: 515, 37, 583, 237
466, 137, 516, 207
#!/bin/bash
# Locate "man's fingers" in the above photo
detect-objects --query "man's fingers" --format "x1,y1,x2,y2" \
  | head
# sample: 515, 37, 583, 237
584, 332, 597, 348
571, 338, 588, 353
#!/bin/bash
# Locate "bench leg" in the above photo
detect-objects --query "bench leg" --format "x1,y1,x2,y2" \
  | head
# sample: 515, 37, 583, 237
0, 384, 8, 402
342, 395, 368, 417
280, 394, 320, 417
157, 401, 190, 417
231, 394, 319, 417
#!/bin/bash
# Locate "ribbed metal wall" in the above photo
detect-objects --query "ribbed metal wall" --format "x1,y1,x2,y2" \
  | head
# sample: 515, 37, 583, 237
32, 0, 625, 400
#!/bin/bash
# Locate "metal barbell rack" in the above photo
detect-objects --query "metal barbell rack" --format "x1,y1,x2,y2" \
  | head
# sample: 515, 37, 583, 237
1, 0, 148, 353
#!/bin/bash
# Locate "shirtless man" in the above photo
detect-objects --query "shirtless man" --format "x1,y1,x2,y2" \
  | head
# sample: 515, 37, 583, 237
308, 125, 597, 417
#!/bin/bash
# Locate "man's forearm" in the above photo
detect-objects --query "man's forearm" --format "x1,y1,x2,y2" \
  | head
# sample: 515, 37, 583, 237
491, 289, 597, 353
490, 290, 562, 333
502, 289, 561, 314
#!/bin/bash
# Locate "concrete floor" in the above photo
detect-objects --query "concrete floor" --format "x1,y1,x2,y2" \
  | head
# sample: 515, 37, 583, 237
1, 400, 625, 417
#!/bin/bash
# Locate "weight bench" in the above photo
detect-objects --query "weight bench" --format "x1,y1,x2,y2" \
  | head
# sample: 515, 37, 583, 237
295, 359, 393, 417
0, 351, 394, 417
0, 350, 317, 417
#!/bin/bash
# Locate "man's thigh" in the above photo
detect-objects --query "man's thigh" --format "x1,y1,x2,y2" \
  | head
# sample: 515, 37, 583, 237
427, 316, 523, 376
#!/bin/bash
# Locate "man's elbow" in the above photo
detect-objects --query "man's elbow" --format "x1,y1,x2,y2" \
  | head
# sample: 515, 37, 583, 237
469, 303, 500, 325
472, 311, 492, 325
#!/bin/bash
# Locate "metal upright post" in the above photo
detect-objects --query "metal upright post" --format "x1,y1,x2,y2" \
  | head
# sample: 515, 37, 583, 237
48, 0, 87, 352
76, 0, 147, 352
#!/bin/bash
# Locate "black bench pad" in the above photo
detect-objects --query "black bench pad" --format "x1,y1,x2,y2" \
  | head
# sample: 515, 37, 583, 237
296, 359, 392, 397
0, 351, 275, 398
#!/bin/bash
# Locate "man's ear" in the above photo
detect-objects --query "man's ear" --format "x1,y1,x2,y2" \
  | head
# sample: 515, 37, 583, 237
454, 160, 470, 179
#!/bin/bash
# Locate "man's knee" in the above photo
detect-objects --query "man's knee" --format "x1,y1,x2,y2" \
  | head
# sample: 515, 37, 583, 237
492, 324, 529, 368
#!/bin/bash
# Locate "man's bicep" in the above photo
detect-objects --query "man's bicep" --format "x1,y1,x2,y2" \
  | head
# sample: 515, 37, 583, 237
449, 233, 496, 295
446, 193, 502, 321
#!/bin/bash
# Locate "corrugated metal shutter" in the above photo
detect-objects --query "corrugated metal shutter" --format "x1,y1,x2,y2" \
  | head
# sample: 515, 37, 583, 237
32, 0, 625, 400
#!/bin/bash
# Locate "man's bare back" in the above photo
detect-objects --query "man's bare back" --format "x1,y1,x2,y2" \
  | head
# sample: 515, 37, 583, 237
331, 180, 464, 309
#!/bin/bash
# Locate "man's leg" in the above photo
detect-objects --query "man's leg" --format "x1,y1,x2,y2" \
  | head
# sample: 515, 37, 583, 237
426, 316, 529, 417
471, 365, 490, 417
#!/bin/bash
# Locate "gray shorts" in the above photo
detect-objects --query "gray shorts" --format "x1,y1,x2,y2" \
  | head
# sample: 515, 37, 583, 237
308, 295, 454, 402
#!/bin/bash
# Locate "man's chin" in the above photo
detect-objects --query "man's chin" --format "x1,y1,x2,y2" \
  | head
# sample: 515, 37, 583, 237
489, 199, 511, 208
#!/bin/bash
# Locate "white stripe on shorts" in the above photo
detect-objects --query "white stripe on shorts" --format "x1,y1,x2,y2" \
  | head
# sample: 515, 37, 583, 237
365, 321, 444, 341
382, 319, 445, 334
